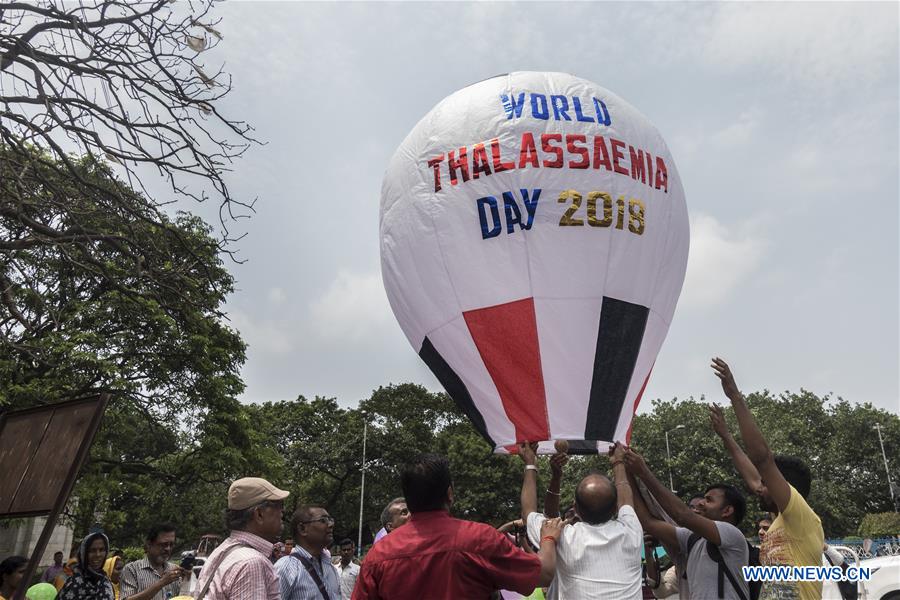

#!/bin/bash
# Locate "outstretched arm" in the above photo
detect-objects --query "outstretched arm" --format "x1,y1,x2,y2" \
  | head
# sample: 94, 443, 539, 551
709, 403, 764, 496
537, 517, 563, 586
712, 357, 791, 513
623, 448, 723, 546
520, 442, 540, 521
497, 519, 524, 534
544, 452, 568, 517
643, 535, 661, 589
626, 469, 679, 549
610, 442, 634, 509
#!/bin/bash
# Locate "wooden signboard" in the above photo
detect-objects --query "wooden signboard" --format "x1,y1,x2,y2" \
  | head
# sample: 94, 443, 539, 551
0, 395, 109, 600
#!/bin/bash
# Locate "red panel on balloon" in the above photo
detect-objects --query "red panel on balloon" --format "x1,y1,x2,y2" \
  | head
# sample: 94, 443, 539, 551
463, 298, 550, 443
625, 368, 652, 444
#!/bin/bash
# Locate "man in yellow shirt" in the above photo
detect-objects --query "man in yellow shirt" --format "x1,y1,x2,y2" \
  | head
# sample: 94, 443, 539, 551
711, 358, 824, 600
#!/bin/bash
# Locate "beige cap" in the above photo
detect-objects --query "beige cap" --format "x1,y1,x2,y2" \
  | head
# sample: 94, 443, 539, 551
228, 477, 289, 510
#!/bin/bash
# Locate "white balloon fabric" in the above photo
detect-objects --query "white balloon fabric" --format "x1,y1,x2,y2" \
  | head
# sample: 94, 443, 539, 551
380, 72, 689, 454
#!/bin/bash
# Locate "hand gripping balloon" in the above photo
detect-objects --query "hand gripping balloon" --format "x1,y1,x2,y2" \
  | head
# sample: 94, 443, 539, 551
380, 72, 689, 454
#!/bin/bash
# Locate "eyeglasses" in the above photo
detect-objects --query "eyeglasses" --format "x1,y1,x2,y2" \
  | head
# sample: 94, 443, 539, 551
151, 541, 176, 549
301, 516, 335, 526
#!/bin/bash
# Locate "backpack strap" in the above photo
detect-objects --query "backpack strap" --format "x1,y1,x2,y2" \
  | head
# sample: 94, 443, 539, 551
683, 532, 702, 580
195, 542, 253, 600
290, 553, 332, 600
705, 540, 749, 600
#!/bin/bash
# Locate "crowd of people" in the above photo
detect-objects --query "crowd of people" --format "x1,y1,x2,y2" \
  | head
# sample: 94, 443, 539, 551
1, 359, 855, 600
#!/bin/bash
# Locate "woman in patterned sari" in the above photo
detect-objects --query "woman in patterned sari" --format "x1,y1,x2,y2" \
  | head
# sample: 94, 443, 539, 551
58, 532, 114, 600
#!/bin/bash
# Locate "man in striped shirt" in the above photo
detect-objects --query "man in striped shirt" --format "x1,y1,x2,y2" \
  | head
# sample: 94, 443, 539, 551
274, 506, 340, 600
522, 441, 644, 600
194, 477, 289, 600
120, 523, 185, 600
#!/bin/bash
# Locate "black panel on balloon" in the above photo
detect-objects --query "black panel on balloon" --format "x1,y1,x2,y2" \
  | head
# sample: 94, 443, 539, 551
566, 440, 601, 455
419, 336, 495, 447
584, 297, 649, 441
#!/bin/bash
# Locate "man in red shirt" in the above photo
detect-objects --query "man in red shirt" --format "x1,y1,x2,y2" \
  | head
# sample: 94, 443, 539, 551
352, 453, 561, 600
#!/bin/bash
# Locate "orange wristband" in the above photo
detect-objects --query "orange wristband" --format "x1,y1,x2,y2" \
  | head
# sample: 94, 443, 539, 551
540, 536, 557, 545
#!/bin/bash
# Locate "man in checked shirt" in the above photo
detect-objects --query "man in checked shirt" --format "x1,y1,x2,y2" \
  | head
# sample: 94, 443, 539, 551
194, 477, 289, 600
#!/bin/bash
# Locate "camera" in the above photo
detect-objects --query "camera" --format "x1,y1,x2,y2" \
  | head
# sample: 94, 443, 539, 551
179, 551, 196, 571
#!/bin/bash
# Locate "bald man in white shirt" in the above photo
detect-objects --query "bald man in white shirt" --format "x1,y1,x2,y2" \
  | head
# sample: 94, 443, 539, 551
520, 441, 644, 600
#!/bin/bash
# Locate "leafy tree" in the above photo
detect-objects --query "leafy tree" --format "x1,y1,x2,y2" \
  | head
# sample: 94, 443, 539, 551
243, 386, 899, 546
0, 148, 258, 546
858, 512, 900, 538
630, 392, 900, 537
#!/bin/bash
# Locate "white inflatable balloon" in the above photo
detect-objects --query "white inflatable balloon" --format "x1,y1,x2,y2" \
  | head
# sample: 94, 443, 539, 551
381, 72, 689, 453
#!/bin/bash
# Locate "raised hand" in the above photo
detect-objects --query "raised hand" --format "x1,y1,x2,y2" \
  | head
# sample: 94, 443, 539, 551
608, 441, 627, 462
540, 516, 564, 542
550, 452, 569, 478
519, 441, 539, 466
708, 403, 732, 439
622, 447, 650, 476
711, 357, 741, 400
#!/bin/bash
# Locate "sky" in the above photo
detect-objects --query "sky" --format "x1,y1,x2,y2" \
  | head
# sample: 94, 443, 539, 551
178, 1, 898, 416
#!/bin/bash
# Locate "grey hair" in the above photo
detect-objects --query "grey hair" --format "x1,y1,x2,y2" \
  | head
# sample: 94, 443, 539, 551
226, 500, 279, 531
225, 507, 255, 531
380, 497, 406, 528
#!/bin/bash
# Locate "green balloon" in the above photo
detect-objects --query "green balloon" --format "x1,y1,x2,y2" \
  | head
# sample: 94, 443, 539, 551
26, 583, 58, 600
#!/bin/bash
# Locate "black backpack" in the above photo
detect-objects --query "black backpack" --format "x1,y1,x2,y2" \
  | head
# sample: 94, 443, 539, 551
684, 532, 761, 600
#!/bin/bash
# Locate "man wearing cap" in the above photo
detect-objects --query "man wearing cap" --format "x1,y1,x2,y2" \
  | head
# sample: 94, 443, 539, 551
194, 477, 288, 600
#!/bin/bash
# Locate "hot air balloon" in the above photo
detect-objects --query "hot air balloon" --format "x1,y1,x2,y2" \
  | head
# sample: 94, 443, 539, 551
380, 72, 689, 454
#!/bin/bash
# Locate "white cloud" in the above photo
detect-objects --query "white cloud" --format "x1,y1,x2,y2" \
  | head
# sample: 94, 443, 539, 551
229, 309, 295, 355
267, 287, 287, 305
668, 107, 762, 165
699, 4, 896, 89
309, 270, 393, 343
680, 213, 769, 309
709, 109, 761, 148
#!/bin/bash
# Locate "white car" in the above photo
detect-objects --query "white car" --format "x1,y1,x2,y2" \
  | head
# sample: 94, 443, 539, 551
859, 554, 900, 600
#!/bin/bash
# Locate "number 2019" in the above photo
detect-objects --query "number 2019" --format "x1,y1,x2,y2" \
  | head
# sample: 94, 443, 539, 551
557, 189, 645, 235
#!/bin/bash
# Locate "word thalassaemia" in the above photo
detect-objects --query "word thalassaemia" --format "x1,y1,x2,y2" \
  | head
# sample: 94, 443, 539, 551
380, 72, 689, 454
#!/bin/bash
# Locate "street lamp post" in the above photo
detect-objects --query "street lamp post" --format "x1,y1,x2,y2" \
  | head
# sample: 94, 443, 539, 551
665, 424, 686, 492
873, 423, 895, 507
357, 417, 368, 556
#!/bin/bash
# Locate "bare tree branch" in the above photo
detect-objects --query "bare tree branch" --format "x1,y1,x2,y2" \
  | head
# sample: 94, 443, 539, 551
0, 0, 258, 251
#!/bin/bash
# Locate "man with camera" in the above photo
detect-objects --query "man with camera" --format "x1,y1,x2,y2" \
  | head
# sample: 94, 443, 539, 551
120, 523, 187, 600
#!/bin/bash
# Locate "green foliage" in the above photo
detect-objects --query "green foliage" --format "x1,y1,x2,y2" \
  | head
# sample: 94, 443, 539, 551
858, 512, 900, 537
0, 148, 259, 548
630, 393, 900, 536
118, 547, 146, 562
242, 385, 899, 544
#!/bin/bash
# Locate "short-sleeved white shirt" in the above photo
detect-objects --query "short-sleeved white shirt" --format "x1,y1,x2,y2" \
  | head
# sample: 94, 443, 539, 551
527, 506, 644, 600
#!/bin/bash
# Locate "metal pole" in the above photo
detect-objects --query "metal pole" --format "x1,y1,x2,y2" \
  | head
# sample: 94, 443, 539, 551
357, 419, 367, 556
874, 423, 895, 504
665, 430, 674, 491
